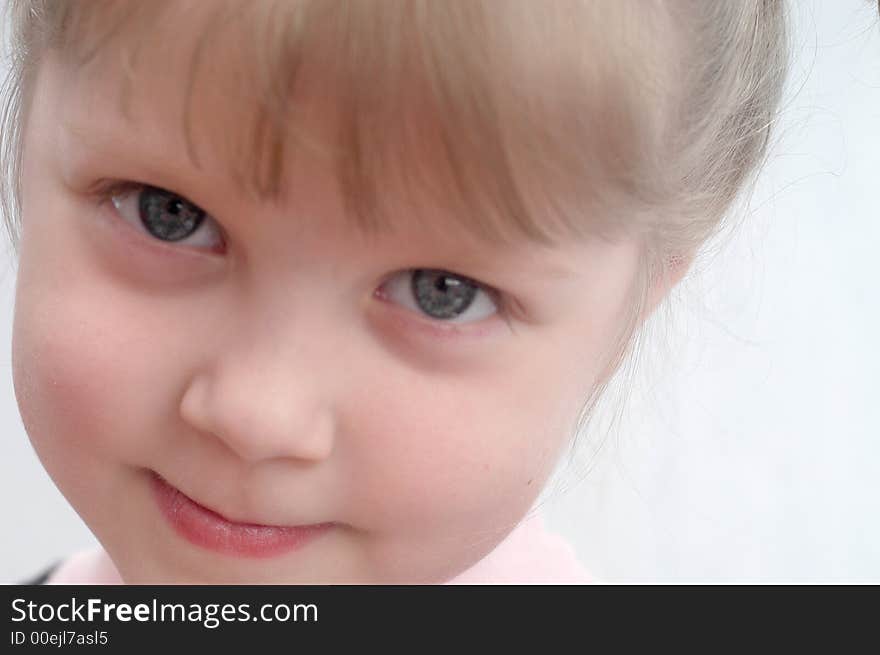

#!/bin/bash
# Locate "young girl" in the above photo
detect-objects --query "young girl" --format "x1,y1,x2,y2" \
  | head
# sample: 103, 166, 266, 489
0, 0, 789, 584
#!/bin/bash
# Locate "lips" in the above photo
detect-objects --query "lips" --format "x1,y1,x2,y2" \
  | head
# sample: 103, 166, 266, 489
149, 471, 333, 558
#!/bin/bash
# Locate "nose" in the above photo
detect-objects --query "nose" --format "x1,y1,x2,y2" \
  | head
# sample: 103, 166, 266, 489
179, 357, 336, 465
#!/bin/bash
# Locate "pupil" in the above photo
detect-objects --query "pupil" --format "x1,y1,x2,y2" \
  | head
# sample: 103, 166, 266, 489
139, 186, 205, 242
412, 269, 477, 320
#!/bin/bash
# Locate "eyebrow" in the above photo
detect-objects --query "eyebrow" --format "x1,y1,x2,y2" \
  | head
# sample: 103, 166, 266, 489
60, 119, 206, 192
58, 118, 582, 282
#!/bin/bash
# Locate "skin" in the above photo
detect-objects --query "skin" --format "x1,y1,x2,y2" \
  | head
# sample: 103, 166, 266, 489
11, 13, 684, 584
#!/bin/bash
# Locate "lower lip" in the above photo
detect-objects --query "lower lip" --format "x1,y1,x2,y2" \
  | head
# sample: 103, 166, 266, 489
149, 472, 332, 558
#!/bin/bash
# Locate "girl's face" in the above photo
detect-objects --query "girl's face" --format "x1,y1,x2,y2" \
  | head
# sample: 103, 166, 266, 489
12, 28, 647, 583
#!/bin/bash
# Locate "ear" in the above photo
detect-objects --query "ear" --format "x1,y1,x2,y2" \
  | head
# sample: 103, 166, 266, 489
639, 252, 693, 323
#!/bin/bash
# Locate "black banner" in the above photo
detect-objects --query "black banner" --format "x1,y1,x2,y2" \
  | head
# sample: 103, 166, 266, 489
1, 585, 875, 650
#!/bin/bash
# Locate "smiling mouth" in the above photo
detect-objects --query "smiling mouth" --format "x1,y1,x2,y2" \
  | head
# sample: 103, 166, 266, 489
148, 470, 333, 558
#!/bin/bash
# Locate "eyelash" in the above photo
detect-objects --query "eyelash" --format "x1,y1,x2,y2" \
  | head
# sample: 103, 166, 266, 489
88, 180, 514, 334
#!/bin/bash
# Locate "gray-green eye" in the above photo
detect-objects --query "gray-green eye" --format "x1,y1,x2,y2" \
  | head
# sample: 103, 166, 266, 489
137, 185, 204, 241
110, 184, 223, 250
382, 269, 499, 323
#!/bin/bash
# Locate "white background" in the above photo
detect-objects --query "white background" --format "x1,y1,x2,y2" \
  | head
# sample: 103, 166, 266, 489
1, 0, 878, 583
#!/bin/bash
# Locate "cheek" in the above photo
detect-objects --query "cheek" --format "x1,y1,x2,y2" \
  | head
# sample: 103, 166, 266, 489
338, 362, 579, 582
10, 219, 175, 481
342, 361, 576, 535
12, 281, 127, 473
11, 297, 116, 525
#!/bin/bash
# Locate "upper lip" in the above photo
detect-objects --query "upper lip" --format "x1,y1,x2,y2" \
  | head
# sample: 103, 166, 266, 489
151, 470, 326, 529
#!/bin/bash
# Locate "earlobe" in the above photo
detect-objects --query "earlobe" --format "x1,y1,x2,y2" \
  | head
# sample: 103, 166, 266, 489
640, 252, 693, 323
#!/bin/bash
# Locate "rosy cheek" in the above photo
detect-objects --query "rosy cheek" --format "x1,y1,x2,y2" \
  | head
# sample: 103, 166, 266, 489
341, 377, 551, 533
14, 311, 99, 456
11, 278, 147, 476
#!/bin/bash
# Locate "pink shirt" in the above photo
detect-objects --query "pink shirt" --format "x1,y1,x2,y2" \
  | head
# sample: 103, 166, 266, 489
46, 512, 591, 584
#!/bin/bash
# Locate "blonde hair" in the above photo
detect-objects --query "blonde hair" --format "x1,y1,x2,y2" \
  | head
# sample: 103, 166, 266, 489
0, 0, 790, 454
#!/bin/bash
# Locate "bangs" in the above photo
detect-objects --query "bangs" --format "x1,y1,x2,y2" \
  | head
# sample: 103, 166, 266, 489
48, 0, 675, 248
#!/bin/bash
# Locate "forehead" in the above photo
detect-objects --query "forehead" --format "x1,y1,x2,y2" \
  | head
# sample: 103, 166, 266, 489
43, 0, 671, 249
